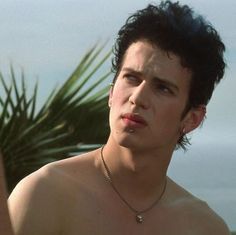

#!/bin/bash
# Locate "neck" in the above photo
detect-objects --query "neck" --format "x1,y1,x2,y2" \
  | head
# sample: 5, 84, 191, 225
101, 137, 172, 200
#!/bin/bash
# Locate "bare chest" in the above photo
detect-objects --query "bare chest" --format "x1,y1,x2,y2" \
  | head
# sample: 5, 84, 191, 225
60, 191, 192, 235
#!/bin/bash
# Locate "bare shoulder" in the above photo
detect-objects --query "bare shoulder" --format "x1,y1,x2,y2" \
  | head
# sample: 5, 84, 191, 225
9, 149, 98, 199
166, 178, 230, 235
8, 149, 100, 235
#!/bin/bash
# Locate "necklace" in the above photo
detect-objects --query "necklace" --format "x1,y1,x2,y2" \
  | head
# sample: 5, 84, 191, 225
100, 146, 167, 224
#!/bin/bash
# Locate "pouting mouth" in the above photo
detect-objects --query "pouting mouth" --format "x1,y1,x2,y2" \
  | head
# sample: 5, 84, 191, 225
121, 113, 147, 126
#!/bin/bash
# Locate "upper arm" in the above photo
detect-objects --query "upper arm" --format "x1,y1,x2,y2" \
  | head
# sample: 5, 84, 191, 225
8, 165, 62, 235
202, 214, 231, 235
0, 155, 14, 235
189, 202, 231, 235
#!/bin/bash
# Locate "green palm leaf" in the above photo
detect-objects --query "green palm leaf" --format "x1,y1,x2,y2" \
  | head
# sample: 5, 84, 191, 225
0, 45, 111, 192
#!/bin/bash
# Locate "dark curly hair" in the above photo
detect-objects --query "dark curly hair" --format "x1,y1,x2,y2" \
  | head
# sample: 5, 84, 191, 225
111, 1, 226, 150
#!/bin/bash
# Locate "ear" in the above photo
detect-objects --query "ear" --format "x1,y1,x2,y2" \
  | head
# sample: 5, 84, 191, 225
182, 105, 206, 134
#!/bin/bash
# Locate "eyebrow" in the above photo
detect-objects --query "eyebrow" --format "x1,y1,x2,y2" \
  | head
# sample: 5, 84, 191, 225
122, 67, 179, 92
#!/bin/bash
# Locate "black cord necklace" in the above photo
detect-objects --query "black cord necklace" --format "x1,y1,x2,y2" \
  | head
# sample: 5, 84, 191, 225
100, 145, 167, 224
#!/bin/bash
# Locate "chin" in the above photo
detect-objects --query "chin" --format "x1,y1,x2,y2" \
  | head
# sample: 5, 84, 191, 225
115, 134, 147, 151
111, 130, 136, 147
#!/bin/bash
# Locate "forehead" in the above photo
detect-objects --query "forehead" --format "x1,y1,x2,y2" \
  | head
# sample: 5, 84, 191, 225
122, 40, 192, 82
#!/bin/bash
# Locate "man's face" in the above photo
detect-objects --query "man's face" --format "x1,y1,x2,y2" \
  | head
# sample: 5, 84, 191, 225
109, 40, 198, 152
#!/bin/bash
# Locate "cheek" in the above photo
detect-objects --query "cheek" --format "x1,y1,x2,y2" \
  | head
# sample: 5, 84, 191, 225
151, 103, 184, 132
111, 84, 128, 106
109, 89, 124, 119
155, 100, 184, 119
168, 105, 184, 120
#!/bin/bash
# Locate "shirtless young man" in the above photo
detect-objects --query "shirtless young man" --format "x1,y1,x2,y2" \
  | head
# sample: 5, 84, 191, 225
1, 1, 230, 235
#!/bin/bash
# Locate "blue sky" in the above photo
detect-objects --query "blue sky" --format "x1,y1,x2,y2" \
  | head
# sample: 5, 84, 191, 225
0, 0, 236, 229
0, 0, 235, 140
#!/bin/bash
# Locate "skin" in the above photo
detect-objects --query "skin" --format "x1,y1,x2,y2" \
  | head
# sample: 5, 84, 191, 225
0, 154, 14, 235
7, 40, 230, 235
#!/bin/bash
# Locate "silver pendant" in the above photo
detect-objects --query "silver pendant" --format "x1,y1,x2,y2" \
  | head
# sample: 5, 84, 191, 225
136, 214, 143, 223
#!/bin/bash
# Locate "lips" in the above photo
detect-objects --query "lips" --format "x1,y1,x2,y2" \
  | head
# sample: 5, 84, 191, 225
122, 113, 147, 128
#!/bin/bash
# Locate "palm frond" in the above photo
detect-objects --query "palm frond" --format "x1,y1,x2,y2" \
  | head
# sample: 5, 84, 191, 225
0, 44, 111, 192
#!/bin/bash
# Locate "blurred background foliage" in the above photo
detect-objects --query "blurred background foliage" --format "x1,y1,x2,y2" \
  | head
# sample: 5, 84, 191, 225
0, 45, 111, 192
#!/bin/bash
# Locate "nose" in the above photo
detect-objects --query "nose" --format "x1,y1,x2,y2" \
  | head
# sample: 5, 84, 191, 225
129, 81, 150, 109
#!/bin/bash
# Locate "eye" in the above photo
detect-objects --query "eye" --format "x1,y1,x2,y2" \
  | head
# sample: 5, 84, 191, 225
155, 83, 174, 95
123, 74, 141, 84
